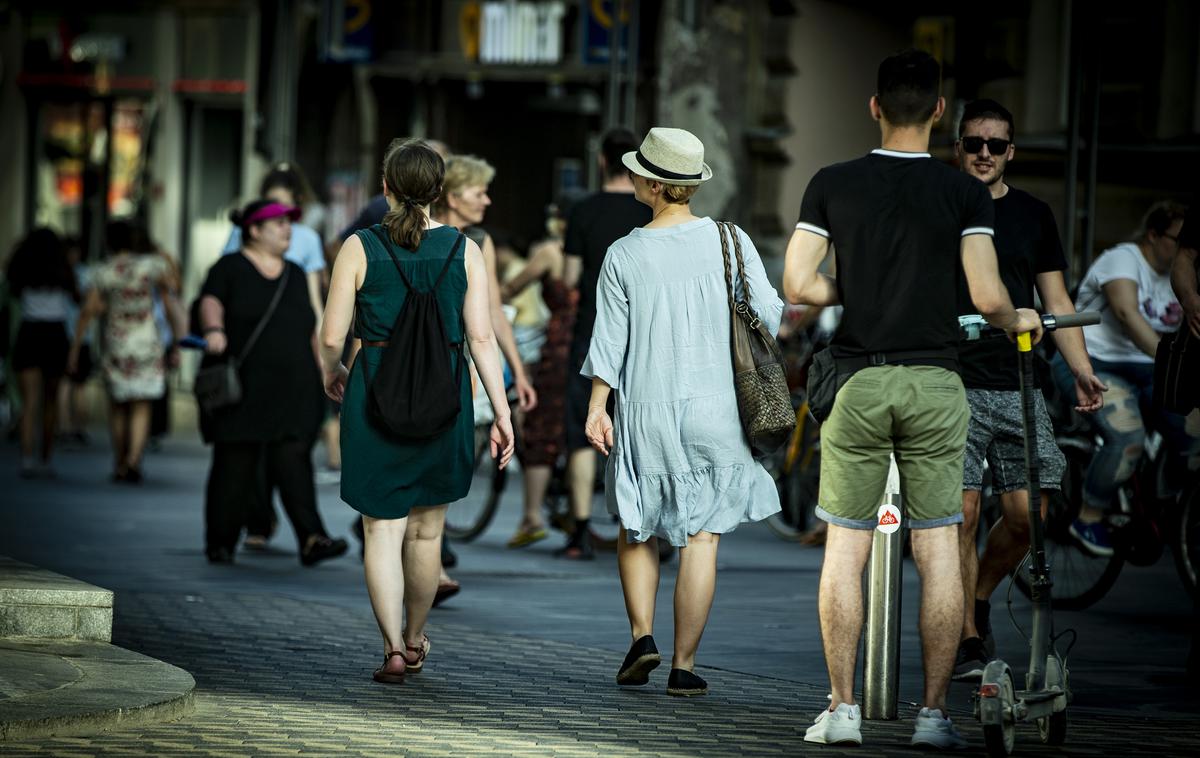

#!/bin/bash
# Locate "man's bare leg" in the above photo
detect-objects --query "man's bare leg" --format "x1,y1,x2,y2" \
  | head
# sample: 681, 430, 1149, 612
910, 524, 964, 712
976, 490, 1045, 599
819, 524, 874, 709
959, 490, 982, 639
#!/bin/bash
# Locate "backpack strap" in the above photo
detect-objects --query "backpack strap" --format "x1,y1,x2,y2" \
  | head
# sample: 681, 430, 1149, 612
367, 226, 416, 292
433, 233, 466, 288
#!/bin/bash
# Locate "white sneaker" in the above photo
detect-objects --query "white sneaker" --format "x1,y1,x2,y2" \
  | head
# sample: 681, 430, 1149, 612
804, 703, 863, 745
911, 707, 968, 750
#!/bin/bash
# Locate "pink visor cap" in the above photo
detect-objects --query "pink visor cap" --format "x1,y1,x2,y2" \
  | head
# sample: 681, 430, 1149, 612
244, 202, 301, 225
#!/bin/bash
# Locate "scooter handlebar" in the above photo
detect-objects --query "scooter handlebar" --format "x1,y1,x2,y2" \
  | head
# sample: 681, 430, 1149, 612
958, 311, 1101, 341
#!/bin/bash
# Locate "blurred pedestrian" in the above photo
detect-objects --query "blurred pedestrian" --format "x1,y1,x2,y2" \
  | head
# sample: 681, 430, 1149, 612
584, 128, 783, 697
59, 237, 94, 445
320, 138, 514, 683
503, 201, 578, 548
558, 128, 650, 559
69, 221, 185, 483
196, 199, 348, 566
149, 244, 184, 448
7, 228, 77, 477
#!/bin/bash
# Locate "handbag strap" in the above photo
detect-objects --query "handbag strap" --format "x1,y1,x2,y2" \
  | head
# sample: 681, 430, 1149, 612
717, 220, 755, 313
237, 263, 291, 363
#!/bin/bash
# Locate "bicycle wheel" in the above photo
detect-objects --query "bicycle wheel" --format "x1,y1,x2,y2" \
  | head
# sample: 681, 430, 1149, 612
767, 454, 820, 540
1013, 489, 1124, 611
1174, 479, 1200, 597
445, 425, 506, 541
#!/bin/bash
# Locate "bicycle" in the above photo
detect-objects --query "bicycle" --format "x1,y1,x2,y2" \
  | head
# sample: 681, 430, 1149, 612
764, 390, 822, 541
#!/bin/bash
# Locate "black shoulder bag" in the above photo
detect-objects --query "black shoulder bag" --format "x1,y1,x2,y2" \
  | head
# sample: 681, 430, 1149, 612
194, 264, 291, 414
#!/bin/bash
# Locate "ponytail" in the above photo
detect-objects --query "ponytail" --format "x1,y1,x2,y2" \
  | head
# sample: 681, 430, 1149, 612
383, 203, 429, 252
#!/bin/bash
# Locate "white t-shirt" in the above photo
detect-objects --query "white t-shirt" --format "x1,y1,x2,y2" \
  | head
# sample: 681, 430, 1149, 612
1075, 242, 1183, 363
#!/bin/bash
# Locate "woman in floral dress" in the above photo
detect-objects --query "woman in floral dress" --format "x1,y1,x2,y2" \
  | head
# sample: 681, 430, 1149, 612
69, 221, 184, 483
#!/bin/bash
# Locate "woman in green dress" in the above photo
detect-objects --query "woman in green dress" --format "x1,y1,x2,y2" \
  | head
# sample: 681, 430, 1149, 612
320, 138, 514, 684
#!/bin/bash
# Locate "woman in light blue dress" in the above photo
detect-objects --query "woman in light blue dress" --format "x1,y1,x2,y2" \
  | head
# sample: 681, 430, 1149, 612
583, 128, 782, 697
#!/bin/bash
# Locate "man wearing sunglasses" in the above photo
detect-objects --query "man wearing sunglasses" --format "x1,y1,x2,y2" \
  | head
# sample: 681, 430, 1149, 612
951, 99, 1107, 681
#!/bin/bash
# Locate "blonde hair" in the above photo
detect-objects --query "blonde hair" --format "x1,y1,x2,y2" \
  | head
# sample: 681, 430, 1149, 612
435, 155, 496, 213
662, 183, 699, 205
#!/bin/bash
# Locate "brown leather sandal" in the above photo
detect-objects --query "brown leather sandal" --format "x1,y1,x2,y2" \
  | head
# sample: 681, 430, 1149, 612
402, 636, 430, 673
372, 650, 406, 683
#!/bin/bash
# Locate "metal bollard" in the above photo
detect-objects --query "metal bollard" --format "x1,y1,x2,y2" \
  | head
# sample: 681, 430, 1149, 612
863, 455, 904, 720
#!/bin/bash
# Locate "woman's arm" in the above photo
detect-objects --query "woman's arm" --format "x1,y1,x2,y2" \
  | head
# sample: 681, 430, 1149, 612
737, 228, 785, 335
585, 378, 614, 456
1037, 270, 1105, 412
67, 287, 104, 373
1103, 278, 1161, 357
481, 232, 537, 411
318, 235, 366, 401
464, 239, 515, 468
1171, 246, 1200, 338
500, 241, 555, 301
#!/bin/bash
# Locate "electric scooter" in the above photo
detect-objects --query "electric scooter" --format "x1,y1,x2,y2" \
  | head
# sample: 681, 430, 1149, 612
958, 310, 1100, 756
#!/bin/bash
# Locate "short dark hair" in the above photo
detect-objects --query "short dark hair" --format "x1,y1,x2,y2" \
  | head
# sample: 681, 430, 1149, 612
876, 49, 941, 126
959, 99, 1015, 141
601, 128, 639, 179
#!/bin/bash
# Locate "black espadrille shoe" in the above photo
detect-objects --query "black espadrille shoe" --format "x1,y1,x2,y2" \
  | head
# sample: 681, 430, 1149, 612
616, 635, 661, 686
666, 668, 708, 696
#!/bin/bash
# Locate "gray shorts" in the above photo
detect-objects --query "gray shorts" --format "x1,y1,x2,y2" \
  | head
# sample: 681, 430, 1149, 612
963, 388, 1066, 493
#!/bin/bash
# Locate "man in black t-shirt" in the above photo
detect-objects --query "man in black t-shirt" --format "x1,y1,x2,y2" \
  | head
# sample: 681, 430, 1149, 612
784, 50, 1042, 749
555, 128, 651, 560
950, 100, 1107, 681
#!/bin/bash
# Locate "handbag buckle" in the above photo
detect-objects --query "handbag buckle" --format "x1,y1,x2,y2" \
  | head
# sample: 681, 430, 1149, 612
869, 352, 887, 367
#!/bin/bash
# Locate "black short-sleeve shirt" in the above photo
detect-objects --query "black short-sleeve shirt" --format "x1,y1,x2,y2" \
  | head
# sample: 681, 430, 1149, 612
797, 150, 995, 359
1179, 218, 1196, 253
198, 254, 323, 444
565, 191, 651, 347
956, 187, 1068, 390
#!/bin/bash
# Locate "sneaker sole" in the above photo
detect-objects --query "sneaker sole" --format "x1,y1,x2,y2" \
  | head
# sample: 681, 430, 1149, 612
616, 653, 661, 686
803, 732, 862, 746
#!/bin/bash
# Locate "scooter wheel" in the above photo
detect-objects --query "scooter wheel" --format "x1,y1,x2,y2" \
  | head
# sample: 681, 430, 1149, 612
980, 661, 1016, 757
1038, 656, 1069, 745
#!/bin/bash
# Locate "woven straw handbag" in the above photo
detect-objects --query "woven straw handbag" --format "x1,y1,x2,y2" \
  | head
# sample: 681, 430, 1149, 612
717, 221, 795, 457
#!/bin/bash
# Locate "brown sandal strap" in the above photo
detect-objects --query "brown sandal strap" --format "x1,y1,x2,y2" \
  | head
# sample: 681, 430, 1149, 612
383, 650, 405, 661
404, 636, 429, 662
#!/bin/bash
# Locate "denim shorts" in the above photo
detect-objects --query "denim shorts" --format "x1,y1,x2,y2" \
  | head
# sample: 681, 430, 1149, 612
817, 365, 969, 530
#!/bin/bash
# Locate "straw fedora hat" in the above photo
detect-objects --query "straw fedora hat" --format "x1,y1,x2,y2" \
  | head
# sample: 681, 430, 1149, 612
622, 127, 712, 187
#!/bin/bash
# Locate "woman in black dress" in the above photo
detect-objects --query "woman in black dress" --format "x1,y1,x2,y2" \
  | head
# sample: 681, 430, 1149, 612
196, 200, 347, 565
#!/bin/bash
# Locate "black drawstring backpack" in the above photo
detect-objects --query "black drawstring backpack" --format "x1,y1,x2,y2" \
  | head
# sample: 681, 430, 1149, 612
363, 227, 466, 441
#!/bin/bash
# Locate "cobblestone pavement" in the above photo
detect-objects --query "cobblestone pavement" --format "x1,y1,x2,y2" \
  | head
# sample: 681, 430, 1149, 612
3, 437, 1199, 755
3, 589, 1197, 757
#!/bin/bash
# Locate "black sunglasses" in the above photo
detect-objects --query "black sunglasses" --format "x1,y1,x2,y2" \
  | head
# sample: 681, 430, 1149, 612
960, 136, 1011, 155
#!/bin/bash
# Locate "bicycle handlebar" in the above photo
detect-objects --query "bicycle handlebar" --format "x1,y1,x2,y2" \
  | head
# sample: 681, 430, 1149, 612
958, 311, 1101, 342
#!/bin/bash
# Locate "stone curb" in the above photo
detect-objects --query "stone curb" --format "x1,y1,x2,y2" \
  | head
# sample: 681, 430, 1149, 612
0, 639, 195, 741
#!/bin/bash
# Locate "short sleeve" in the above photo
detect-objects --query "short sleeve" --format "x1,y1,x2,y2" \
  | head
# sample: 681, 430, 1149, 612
1033, 202, 1068, 274
290, 225, 327, 273
200, 256, 235, 306
580, 248, 629, 388
1090, 246, 1142, 288
222, 227, 241, 254
961, 180, 995, 237
796, 169, 831, 239
733, 226, 785, 337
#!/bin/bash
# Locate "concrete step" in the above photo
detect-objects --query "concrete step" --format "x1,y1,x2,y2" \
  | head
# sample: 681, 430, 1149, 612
0, 638, 195, 740
0, 556, 113, 641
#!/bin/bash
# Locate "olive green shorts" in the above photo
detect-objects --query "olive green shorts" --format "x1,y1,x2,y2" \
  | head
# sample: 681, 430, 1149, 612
817, 365, 969, 530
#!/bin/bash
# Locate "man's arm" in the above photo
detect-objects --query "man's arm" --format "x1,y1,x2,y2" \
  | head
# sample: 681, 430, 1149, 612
1037, 270, 1105, 412
1171, 246, 1200, 338
782, 229, 838, 306
1103, 278, 1160, 357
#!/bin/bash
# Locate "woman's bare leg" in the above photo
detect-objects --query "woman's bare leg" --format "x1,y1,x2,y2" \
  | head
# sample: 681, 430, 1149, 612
362, 514, 408, 653
672, 531, 720, 671
17, 369, 40, 462
519, 464, 552, 531
403, 505, 447, 647
617, 527, 660, 640
125, 400, 152, 471
109, 400, 129, 474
